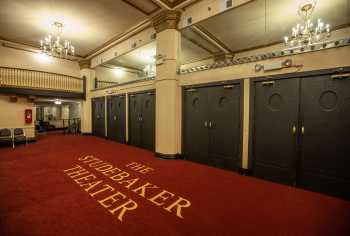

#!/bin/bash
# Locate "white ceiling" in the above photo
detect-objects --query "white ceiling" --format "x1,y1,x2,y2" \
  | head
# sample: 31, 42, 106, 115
0, 0, 152, 57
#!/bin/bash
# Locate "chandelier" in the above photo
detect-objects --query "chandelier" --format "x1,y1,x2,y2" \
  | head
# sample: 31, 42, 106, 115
40, 22, 75, 58
284, 0, 331, 48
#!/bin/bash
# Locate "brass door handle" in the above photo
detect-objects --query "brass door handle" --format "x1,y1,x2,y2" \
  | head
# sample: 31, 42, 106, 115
292, 125, 296, 135
301, 126, 305, 135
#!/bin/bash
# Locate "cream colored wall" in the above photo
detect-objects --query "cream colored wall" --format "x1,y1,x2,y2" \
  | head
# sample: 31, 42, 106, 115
0, 44, 80, 77
86, 44, 350, 167
0, 95, 36, 138
95, 66, 140, 84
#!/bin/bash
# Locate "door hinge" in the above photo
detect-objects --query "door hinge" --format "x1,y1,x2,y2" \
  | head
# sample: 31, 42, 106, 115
223, 85, 234, 89
331, 73, 349, 80
261, 81, 275, 86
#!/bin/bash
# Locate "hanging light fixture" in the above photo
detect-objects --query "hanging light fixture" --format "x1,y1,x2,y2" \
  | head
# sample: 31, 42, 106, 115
40, 22, 75, 58
284, 0, 331, 48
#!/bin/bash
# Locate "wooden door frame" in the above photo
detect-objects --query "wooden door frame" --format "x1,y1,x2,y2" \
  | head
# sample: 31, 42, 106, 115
248, 66, 350, 171
181, 79, 244, 170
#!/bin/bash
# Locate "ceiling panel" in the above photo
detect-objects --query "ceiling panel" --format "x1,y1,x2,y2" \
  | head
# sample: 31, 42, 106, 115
122, 0, 160, 15
106, 41, 156, 70
196, 0, 350, 53
0, 0, 150, 56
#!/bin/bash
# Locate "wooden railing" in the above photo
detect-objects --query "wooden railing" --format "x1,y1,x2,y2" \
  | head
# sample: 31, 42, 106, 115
0, 67, 84, 93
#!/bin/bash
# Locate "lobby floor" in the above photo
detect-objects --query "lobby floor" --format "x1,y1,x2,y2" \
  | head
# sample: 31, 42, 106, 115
0, 134, 349, 236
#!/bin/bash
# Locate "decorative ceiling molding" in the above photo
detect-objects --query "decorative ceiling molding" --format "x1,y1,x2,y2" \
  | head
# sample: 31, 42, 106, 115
154, 0, 188, 8
0, 39, 82, 62
152, 10, 181, 33
78, 60, 91, 69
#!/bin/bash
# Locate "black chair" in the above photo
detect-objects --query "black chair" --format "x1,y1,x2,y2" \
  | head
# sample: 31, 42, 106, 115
0, 128, 13, 147
13, 128, 27, 148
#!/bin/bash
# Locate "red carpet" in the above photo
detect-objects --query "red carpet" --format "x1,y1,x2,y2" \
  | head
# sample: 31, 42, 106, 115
0, 134, 349, 236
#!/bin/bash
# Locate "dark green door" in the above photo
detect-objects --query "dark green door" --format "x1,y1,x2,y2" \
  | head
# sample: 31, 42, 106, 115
107, 95, 126, 143
299, 75, 350, 199
140, 92, 155, 151
252, 79, 300, 185
183, 87, 210, 165
92, 97, 105, 138
207, 84, 242, 171
128, 94, 142, 147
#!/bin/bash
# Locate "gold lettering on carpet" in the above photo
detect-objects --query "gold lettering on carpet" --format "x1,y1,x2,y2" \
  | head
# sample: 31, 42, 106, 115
63, 155, 192, 223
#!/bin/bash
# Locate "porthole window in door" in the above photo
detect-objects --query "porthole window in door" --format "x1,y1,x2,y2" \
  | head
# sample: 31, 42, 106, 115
268, 93, 283, 111
319, 90, 338, 111
192, 98, 199, 110
219, 96, 228, 108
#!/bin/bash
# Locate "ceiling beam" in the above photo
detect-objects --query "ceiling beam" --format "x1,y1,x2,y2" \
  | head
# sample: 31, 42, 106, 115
191, 25, 234, 55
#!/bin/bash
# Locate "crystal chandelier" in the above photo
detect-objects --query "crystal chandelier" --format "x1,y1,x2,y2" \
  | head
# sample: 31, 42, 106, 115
284, 0, 331, 48
40, 22, 75, 58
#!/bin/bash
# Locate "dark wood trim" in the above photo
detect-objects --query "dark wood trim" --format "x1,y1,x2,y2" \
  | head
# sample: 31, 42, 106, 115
181, 79, 244, 171
155, 152, 182, 159
0, 87, 84, 99
0, 66, 82, 80
247, 66, 350, 170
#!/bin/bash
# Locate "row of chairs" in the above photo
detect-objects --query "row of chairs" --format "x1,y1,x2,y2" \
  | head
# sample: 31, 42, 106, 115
0, 128, 27, 149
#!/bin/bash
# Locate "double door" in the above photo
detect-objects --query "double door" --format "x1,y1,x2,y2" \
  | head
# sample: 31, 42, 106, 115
252, 74, 350, 199
92, 97, 105, 138
183, 83, 242, 171
128, 91, 155, 151
107, 95, 126, 143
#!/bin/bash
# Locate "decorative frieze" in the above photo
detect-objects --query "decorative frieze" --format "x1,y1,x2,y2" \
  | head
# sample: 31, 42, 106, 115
79, 60, 91, 70
179, 37, 350, 75
152, 10, 181, 33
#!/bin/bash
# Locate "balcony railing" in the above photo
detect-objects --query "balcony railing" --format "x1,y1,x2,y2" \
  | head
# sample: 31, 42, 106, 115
0, 67, 85, 94
94, 78, 119, 89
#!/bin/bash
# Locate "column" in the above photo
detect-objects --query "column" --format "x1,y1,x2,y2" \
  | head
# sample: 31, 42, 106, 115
79, 60, 95, 134
152, 10, 181, 158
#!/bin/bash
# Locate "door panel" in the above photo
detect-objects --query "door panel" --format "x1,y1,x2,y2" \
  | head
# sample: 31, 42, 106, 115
253, 79, 299, 185
183, 88, 209, 165
141, 92, 155, 151
92, 97, 105, 138
208, 84, 241, 171
128, 94, 142, 147
107, 96, 118, 141
107, 95, 126, 143
115, 95, 126, 143
299, 75, 350, 199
